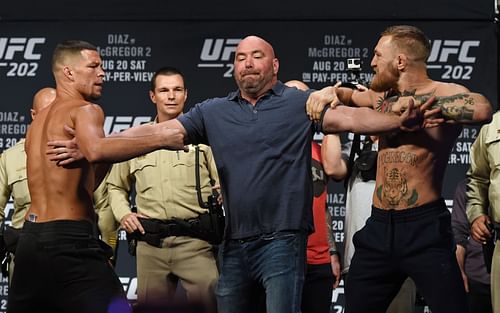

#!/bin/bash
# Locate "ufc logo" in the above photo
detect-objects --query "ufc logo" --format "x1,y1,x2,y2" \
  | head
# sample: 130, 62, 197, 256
103, 116, 152, 135
0, 37, 46, 60
428, 40, 480, 63
199, 38, 241, 62
119, 277, 138, 300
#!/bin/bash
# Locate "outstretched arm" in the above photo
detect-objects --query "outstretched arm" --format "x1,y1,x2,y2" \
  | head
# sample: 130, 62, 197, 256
321, 96, 437, 135
48, 106, 187, 165
73, 104, 185, 163
384, 92, 492, 125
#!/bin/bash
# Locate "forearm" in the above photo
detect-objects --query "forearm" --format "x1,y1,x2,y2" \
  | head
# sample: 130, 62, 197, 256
108, 123, 156, 138
337, 87, 354, 106
323, 106, 401, 135
321, 135, 348, 180
82, 135, 166, 163
455, 244, 466, 271
325, 202, 337, 254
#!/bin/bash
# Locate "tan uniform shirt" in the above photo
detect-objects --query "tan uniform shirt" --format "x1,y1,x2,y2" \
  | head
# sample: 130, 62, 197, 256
107, 144, 219, 222
0, 139, 30, 228
93, 171, 119, 250
467, 112, 500, 224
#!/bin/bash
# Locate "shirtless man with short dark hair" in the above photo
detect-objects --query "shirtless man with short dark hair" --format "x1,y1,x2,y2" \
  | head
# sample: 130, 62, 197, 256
307, 25, 492, 313
7, 40, 184, 313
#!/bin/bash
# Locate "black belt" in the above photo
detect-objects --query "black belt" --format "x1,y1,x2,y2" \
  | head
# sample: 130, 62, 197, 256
131, 218, 199, 247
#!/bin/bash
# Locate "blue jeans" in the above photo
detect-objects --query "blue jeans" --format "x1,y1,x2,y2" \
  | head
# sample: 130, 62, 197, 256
215, 231, 307, 313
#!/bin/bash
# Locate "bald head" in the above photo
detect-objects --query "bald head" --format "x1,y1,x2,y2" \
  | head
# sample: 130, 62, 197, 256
233, 36, 279, 102
237, 36, 276, 58
284, 80, 309, 91
31, 87, 56, 120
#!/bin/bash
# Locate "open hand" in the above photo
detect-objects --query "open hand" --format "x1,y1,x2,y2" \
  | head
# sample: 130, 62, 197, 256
46, 125, 85, 166
306, 81, 342, 121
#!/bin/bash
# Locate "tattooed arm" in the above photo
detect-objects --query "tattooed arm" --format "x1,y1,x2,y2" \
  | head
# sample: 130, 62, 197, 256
383, 91, 492, 125
427, 93, 491, 124
325, 203, 342, 288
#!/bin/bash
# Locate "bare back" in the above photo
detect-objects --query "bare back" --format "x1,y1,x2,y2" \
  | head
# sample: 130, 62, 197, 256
372, 82, 463, 209
26, 99, 96, 222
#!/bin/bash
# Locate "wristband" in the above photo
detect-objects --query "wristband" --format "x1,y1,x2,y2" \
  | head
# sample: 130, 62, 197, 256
329, 250, 340, 258
314, 105, 330, 133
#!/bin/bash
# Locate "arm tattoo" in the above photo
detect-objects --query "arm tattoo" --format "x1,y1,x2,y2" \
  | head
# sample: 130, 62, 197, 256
325, 205, 336, 251
376, 90, 475, 122
414, 93, 475, 121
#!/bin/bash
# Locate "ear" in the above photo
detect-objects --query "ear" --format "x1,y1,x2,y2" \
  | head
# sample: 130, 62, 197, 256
273, 58, 279, 75
396, 54, 407, 71
149, 90, 156, 103
183, 88, 188, 102
63, 66, 74, 81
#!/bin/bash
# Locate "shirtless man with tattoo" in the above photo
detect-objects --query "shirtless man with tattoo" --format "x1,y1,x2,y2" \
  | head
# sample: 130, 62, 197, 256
7, 40, 184, 313
306, 25, 492, 313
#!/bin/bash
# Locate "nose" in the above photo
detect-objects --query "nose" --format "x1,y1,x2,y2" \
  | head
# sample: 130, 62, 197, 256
244, 57, 253, 68
97, 66, 105, 77
167, 90, 175, 99
370, 56, 376, 69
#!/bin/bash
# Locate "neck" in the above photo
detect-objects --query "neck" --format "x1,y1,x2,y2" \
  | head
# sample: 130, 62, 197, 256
396, 67, 432, 94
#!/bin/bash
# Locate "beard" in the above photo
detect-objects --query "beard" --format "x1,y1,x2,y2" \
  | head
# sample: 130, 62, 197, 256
370, 63, 399, 92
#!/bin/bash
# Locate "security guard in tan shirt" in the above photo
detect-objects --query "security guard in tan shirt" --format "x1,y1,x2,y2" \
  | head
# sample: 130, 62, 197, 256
107, 67, 219, 312
467, 111, 500, 313
0, 139, 31, 230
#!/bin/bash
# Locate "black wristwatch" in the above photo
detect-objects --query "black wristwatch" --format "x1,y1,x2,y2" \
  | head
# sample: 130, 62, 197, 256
329, 250, 340, 258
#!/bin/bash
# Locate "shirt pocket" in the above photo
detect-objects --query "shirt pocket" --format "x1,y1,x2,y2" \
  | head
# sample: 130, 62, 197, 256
8, 168, 30, 206
172, 153, 198, 187
130, 158, 157, 193
485, 136, 500, 168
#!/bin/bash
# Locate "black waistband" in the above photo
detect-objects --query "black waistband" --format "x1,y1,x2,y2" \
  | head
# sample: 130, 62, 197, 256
22, 220, 98, 240
371, 198, 447, 223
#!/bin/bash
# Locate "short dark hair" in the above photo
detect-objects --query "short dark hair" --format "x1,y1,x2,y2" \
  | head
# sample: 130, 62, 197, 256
381, 25, 431, 62
150, 66, 186, 92
52, 40, 98, 71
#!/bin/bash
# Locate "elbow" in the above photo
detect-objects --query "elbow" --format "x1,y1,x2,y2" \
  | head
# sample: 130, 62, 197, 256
85, 147, 106, 163
323, 163, 347, 181
475, 105, 493, 123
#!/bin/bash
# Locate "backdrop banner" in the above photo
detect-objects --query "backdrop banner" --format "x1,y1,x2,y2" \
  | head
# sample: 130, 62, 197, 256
0, 20, 497, 312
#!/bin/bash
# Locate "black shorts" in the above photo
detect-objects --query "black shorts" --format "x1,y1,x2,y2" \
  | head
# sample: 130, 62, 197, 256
7, 220, 130, 313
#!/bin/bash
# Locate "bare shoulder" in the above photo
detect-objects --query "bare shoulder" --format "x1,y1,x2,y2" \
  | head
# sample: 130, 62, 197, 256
69, 101, 105, 123
433, 81, 470, 96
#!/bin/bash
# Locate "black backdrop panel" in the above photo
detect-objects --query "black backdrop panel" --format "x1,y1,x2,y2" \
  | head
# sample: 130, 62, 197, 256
0, 20, 496, 312
0, 0, 495, 21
